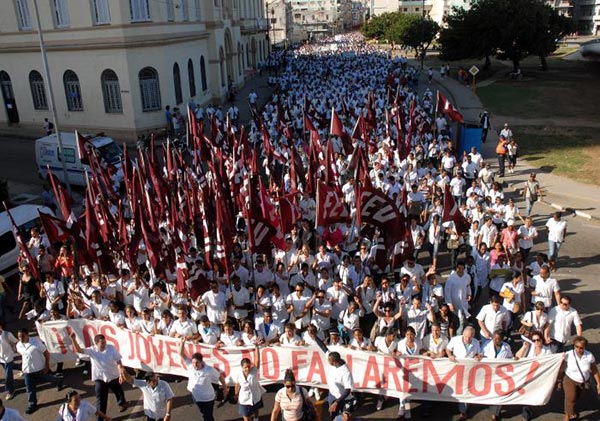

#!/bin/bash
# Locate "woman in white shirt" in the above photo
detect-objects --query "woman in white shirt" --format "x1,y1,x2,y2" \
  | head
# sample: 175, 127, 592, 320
235, 347, 265, 421
519, 301, 548, 335
515, 330, 552, 421
58, 390, 110, 421
557, 336, 600, 420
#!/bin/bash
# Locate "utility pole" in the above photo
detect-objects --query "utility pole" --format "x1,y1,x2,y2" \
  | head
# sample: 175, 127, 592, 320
32, 0, 71, 194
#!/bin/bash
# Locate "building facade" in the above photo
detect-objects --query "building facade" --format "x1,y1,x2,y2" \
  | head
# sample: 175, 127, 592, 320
267, 0, 294, 44
572, 0, 600, 34
0, 0, 268, 139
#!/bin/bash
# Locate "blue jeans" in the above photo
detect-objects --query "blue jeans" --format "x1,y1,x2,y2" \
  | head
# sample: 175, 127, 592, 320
24, 370, 59, 408
548, 240, 563, 262
525, 199, 535, 216
2, 361, 14, 394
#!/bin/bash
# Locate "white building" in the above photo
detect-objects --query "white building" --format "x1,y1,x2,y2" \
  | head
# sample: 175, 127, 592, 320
371, 0, 471, 26
0, 0, 268, 139
267, 0, 294, 44
572, 0, 600, 34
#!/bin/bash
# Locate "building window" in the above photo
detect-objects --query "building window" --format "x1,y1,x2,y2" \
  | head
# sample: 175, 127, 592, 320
29, 71, 48, 110
166, 0, 174, 21
101, 69, 122, 113
53, 0, 70, 27
63, 70, 83, 111
200, 56, 207, 91
130, 0, 150, 22
173, 63, 183, 104
181, 0, 189, 20
187, 59, 196, 97
92, 0, 111, 24
16, 0, 32, 30
195, 0, 201, 20
139, 67, 161, 111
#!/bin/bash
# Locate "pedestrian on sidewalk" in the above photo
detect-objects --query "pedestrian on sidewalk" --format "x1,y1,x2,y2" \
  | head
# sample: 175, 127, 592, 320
495, 135, 508, 177
0, 322, 17, 400
545, 212, 567, 271
479, 111, 490, 143
522, 173, 542, 216
427, 68, 433, 84
43, 118, 54, 136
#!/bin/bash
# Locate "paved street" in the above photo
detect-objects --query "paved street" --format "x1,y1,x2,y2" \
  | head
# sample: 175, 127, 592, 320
1, 64, 600, 421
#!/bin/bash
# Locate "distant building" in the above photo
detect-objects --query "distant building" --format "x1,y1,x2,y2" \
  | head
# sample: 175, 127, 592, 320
0, 0, 268, 138
267, 0, 294, 45
571, 0, 600, 35
370, 0, 471, 25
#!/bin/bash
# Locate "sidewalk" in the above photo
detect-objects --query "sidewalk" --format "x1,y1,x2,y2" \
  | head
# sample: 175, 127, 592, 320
424, 64, 600, 221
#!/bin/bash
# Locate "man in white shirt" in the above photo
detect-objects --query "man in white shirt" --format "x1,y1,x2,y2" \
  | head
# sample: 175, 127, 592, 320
545, 295, 583, 353
545, 212, 567, 271
17, 329, 63, 414
446, 326, 482, 419
257, 310, 283, 344
327, 351, 355, 419
517, 216, 538, 261
202, 280, 227, 327
228, 276, 250, 329
478, 216, 498, 249
70, 332, 127, 417
179, 342, 228, 421
476, 296, 510, 343
482, 330, 513, 420
444, 261, 472, 333
0, 322, 17, 400
122, 370, 174, 421
469, 147, 483, 171
530, 266, 561, 309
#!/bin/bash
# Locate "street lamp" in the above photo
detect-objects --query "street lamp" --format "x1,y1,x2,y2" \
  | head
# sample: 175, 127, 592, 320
32, 0, 71, 194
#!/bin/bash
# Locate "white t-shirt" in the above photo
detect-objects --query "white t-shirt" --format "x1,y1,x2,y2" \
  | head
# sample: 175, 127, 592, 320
532, 276, 560, 308
548, 306, 582, 344
83, 345, 122, 382
16, 338, 46, 374
133, 379, 175, 419
476, 304, 510, 339
545, 218, 567, 243
447, 336, 481, 358
327, 361, 353, 400
235, 367, 265, 405
565, 350, 596, 383
0, 330, 17, 364
58, 400, 97, 421
186, 363, 221, 402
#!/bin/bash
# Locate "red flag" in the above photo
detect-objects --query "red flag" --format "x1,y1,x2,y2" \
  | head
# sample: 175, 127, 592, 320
436, 91, 464, 123
4, 204, 40, 280
442, 184, 470, 235
259, 181, 286, 250
316, 181, 350, 227
38, 211, 71, 244
46, 166, 75, 226
75, 130, 92, 164
329, 108, 353, 155
279, 193, 302, 234
356, 183, 404, 248
325, 139, 340, 192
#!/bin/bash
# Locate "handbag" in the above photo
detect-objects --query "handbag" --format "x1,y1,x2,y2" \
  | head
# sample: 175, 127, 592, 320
300, 387, 317, 421
573, 350, 592, 390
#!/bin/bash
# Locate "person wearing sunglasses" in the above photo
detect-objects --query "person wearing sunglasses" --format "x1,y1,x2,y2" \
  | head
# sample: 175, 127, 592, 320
515, 330, 552, 420
545, 295, 583, 353
556, 336, 600, 421
271, 369, 314, 421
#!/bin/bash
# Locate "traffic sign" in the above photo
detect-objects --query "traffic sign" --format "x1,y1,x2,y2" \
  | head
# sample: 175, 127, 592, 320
469, 65, 480, 76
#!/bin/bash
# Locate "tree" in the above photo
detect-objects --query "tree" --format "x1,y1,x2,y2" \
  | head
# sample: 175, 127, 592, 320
439, 0, 574, 71
360, 12, 398, 41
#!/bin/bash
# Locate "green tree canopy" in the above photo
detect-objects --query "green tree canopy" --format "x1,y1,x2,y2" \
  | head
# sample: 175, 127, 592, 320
439, 0, 573, 70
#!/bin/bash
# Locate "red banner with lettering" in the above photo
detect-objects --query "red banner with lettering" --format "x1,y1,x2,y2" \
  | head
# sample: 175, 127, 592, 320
37, 320, 562, 405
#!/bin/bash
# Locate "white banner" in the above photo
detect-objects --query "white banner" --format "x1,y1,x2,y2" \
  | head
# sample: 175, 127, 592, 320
37, 320, 563, 405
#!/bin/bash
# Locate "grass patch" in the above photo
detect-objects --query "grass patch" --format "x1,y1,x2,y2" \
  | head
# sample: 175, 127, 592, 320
514, 126, 600, 185
478, 57, 600, 120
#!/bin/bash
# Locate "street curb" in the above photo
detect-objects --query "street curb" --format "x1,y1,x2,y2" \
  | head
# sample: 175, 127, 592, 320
542, 200, 597, 221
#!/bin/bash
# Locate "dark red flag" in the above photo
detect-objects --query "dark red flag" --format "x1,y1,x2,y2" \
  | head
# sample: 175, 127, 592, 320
442, 184, 470, 236
436, 91, 464, 123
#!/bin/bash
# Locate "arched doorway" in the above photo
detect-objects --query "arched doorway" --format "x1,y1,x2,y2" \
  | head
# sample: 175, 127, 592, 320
0, 71, 19, 123
250, 38, 257, 68
224, 29, 234, 86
